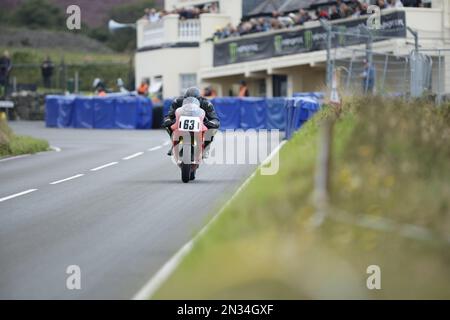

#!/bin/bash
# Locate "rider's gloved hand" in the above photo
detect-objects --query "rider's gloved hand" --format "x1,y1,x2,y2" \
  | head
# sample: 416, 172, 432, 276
204, 119, 219, 129
163, 118, 175, 128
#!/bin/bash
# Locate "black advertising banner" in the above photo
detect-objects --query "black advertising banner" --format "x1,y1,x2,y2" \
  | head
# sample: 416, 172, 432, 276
213, 11, 406, 67
214, 33, 274, 66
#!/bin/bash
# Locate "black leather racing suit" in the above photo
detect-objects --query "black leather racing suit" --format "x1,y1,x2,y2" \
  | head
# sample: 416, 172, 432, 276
163, 96, 220, 153
163, 96, 220, 132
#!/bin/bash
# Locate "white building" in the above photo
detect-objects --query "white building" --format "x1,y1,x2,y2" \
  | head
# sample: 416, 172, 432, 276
135, 0, 450, 99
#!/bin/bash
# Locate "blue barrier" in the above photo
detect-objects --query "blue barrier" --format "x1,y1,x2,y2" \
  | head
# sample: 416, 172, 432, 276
74, 97, 94, 129
46, 93, 321, 135
160, 95, 321, 137
45, 95, 153, 129
211, 97, 241, 130
240, 97, 267, 130
266, 98, 286, 131
93, 97, 115, 129
285, 97, 321, 139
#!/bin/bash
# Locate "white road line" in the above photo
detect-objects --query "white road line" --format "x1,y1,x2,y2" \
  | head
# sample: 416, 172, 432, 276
50, 146, 62, 152
0, 154, 31, 163
90, 162, 118, 172
0, 189, 38, 203
122, 152, 144, 160
148, 146, 162, 152
162, 141, 171, 146
50, 174, 84, 185
132, 140, 287, 300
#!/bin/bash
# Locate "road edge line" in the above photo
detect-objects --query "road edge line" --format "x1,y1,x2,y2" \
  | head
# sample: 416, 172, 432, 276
131, 140, 287, 300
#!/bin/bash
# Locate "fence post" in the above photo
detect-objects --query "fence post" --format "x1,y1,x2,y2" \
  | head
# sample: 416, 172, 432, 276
74, 71, 79, 94
311, 119, 334, 227
320, 20, 333, 88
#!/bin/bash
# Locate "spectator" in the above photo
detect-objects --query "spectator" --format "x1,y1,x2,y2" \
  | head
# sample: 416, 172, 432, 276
137, 79, 149, 96
401, 0, 422, 7
360, 2, 369, 15
93, 78, 107, 96
376, 0, 387, 9
148, 8, 160, 23
295, 9, 312, 25
0, 51, 12, 98
208, 2, 219, 14
361, 59, 375, 94
41, 56, 54, 89
315, 8, 330, 20
330, 6, 341, 20
116, 78, 128, 93
387, 0, 404, 8
203, 86, 217, 98
238, 80, 249, 97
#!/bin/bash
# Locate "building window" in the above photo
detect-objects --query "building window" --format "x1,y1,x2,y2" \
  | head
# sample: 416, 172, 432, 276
180, 74, 197, 95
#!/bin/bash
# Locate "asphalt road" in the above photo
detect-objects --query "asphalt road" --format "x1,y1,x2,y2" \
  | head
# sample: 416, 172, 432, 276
0, 122, 265, 299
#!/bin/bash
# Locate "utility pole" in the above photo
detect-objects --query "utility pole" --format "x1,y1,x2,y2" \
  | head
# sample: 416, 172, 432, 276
320, 20, 333, 88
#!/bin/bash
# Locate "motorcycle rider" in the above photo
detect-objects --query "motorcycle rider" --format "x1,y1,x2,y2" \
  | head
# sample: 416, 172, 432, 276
163, 87, 220, 157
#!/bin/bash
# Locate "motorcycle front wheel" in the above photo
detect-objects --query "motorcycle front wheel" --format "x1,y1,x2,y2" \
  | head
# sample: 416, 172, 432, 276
181, 163, 191, 183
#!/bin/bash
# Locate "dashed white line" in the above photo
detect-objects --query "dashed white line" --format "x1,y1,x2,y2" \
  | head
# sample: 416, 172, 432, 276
122, 152, 144, 160
148, 146, 162, 152
162, 141, 171, 146
0, 189, 38, 203
90, 162, 118, 172
50, 174, 84, 185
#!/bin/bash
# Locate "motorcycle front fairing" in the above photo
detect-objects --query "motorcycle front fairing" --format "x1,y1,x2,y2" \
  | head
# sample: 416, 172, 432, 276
171, 98, 208, 165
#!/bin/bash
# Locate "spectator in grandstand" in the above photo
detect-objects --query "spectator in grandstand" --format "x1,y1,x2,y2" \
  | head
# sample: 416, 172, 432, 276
145, 8, 161, 23
208, 2, 219, 14
330, 6, 341, 20
401, 0, 423, 7
238, 81, 249, 97
339, 3, 354, 18
315, 7, 330, 20
294, 9, 312, 25
41, 56, 54, 89
387, 0, 404, 8
376, 0, 387, 9
0, 51, 12, 98
360, 2, 369, 15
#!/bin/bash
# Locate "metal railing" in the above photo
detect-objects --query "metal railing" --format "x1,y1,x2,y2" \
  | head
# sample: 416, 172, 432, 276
178, 19, 201, 42
141, 18, 201, 48
142, 21, 165, 47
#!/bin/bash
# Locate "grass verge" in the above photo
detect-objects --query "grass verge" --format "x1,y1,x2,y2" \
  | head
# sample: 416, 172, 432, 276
153, 96, 450, 299
0, 119, 49, 157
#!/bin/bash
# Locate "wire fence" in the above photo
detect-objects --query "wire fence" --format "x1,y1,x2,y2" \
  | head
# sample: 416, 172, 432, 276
326, 26, 447, 104
2, 61, 134, 96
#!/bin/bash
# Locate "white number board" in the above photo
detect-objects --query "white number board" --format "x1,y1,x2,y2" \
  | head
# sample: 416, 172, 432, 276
178, 116, 201, 132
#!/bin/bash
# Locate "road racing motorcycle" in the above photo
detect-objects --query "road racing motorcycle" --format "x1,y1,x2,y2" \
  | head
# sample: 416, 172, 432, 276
170, 97, 208, 183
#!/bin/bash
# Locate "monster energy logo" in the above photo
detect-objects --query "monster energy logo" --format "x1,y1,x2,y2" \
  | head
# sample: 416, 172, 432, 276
338, 26, 347, 46
274, 35, 283, 53
229, 43, 238, 63
304, 30, 313, 50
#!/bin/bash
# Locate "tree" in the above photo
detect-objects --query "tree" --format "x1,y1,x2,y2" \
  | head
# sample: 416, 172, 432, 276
12, 0, 65, 30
